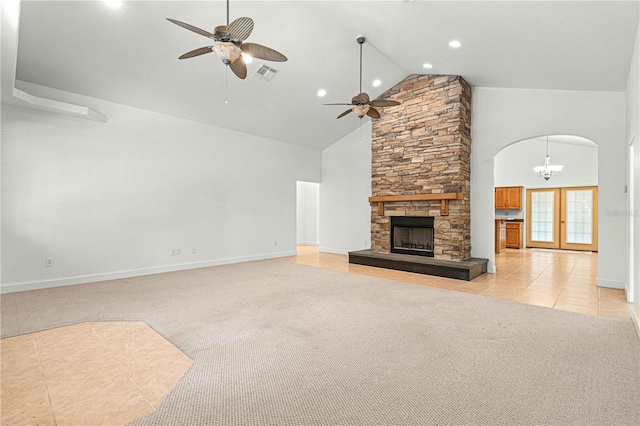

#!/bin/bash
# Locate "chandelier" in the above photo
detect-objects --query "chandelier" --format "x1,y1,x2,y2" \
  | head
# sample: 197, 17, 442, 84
533, 137, 564, 180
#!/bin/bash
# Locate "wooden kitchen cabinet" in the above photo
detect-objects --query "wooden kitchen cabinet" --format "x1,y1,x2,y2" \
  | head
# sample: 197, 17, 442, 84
505, 222, 523, 249
495, 219, 507, 254
495, 186, 523, 210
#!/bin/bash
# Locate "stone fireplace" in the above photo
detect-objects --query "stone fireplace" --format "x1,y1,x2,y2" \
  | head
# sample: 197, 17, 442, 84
349, 74, 486, 280
370, 74, 472, 262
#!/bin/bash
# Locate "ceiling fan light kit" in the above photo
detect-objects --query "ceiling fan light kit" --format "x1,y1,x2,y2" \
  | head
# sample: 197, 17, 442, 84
214, 42, 242, 65
324, 36, 400, 120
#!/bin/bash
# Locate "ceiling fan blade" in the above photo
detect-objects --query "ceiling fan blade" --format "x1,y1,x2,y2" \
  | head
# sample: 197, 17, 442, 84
367, 107, 381, 119
229, 58, 247, 79
241, 43, 288, 62
369, 99, 401, 107
166, 18, 214, 38
337, 108, 353, 119
227, 17, 254, 41
178, 46, 213, 59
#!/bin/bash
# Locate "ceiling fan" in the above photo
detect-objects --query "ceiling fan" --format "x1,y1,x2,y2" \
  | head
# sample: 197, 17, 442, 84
325, 36, 400, 119
167, 0, 287, 80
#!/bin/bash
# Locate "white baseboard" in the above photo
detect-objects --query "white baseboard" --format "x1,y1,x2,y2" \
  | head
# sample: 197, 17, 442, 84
0, 250, 296, 294
297, 241, 319, 246
596, 278, 625, 289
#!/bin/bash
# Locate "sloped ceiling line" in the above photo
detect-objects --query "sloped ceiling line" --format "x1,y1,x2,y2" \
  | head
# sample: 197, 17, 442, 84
1, 0, 106, 122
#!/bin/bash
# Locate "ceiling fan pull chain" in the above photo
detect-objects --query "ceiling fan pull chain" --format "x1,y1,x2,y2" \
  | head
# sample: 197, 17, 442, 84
225, 66, 229, 104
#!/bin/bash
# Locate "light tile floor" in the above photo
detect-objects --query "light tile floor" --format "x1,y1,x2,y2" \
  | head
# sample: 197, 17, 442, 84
1, 321, 192, 426
0, 248, 631, 425
275, 245, 632, 320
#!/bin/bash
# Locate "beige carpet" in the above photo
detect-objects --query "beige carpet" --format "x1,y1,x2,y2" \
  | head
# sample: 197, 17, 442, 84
2, 261, 639, 425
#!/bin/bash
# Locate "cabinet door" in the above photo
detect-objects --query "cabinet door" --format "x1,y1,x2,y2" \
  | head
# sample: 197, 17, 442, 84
500, 225, 507, 250
507, 187, 522, 210
495, 187, 508, 210
506, 224, 521, 248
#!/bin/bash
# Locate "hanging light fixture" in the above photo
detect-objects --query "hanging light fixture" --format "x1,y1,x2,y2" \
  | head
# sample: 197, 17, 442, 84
533, 136, 564, 180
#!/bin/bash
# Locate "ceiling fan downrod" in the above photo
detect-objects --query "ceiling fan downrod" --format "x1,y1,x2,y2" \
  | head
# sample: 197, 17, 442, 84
357, 36, 365, 95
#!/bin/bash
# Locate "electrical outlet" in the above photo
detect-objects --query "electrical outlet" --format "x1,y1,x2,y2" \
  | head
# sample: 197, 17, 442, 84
273, 240, 277, 246
45, 258, 54, 267
192, 246, 197, 255
171, 248, 181, 256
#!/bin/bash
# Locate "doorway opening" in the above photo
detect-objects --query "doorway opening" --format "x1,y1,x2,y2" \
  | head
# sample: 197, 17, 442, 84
296, 181, 320, 246
493, 135, 599, 266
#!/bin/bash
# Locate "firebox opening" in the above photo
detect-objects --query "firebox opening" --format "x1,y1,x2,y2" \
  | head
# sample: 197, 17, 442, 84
390, 216, 435, 257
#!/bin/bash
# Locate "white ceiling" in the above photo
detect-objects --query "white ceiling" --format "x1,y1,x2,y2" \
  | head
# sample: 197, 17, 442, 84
9, 0, 640, 150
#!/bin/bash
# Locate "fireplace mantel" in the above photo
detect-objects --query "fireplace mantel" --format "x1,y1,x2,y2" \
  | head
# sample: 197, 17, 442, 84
369, 193, 463, 216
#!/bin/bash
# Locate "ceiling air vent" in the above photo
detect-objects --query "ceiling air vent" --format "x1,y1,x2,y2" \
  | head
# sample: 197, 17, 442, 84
253, 65, 279, 82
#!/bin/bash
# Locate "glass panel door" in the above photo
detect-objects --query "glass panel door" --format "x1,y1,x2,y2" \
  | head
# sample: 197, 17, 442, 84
526, 187, 598, 251
560, 187, 598, 251
526, 189, 560, 249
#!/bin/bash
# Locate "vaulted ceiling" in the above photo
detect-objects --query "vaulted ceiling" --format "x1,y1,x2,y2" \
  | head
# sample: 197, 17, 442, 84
4, 1, 639, 150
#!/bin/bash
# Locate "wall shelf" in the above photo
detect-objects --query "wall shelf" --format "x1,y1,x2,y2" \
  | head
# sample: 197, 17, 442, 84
369, 193, 463, 216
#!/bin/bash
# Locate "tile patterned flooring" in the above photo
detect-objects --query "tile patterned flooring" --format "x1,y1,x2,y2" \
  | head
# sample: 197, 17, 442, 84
1, 246, 631, 425
1, 322, 192, 426
276, 245, 632, 320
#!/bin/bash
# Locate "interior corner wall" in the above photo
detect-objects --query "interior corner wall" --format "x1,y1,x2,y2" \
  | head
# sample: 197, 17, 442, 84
471, 87, 627, 287
319, 122, 372, 255
1, 89, 321, 293
626, 21, 640, 321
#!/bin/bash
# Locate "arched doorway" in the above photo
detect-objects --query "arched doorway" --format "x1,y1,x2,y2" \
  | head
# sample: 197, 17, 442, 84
493, 135, 598, 255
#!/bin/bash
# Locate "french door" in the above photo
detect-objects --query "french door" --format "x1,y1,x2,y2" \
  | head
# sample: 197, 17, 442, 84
526, 186, 598, 251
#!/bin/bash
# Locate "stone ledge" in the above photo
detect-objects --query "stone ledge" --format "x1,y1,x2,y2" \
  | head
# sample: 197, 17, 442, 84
348, 249, 487, 281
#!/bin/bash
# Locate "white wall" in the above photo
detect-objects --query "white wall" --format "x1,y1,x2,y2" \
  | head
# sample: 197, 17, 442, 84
1, 87, 321, 293
471, 88, 627, 289
296, 181, 319, 245
319, 122, 372, 255
495, 139, 598, 189
626, 23, 640, 322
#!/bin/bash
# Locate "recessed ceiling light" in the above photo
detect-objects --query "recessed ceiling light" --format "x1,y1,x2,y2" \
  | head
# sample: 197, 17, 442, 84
372, 79, 381, 87
317, 89, 326, 97
449, 40, 462, 48
242, 53, 253, 64
105, 0, 121, 8
423, 63, 433, 69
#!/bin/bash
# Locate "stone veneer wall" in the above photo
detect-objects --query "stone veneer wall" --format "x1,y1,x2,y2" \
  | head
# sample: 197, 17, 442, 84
371, 74, 472, 261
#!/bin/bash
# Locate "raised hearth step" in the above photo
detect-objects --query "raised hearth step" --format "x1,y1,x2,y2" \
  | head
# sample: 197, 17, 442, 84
348, 249, 488, 281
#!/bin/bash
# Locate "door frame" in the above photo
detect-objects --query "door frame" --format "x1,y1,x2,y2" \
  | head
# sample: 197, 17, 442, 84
559, 186, 598, 251
526, 188, 561, 249
526, 186, 598, 251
